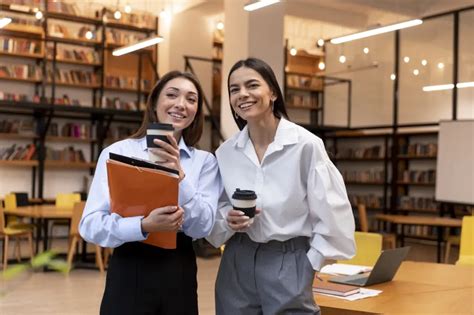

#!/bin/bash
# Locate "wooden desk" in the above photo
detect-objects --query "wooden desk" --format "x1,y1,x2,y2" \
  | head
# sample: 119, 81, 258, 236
315, 261, 474, 315
5, 205, 73, 253
375, 214, 462, 262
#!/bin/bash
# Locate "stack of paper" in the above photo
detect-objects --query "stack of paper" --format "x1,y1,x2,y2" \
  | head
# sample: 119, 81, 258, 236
320, 263, 373, 275
318, 288, 383, 301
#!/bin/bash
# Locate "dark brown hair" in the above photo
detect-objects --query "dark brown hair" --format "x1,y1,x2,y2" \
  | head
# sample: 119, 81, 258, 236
130, 71, 204, 146
227, 58, 289, 130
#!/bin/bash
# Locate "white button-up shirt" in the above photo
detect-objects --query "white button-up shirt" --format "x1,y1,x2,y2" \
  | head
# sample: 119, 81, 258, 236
80, 137, 222, 248
207, 118, 355, 270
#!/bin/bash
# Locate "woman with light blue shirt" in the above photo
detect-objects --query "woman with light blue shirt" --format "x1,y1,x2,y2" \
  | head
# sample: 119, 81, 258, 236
206, 58, 355, 315
79, 71, 221, 315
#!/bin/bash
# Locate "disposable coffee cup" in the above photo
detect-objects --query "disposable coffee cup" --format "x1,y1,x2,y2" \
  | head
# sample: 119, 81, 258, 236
146, 123, 174, 163
232, 188, 257, 218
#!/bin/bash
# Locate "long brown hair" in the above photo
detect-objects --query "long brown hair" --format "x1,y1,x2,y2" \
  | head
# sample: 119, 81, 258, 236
130, 71, 204, 146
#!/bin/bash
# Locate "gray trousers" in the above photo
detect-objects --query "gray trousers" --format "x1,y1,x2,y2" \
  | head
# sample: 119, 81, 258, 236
215, 233, 320, 315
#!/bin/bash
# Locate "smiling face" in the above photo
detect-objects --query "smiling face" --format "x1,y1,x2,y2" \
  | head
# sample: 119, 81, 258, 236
155, 77, 199, 133
228, 67, 276, 123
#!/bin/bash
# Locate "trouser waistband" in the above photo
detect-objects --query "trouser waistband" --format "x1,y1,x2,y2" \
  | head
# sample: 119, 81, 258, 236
232, 233, 309, 252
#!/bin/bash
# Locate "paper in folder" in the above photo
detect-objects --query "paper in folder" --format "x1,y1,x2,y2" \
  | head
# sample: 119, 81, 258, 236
106, 152, 179, 249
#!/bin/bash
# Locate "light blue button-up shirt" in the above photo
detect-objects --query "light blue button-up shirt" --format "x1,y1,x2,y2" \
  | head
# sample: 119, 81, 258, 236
79, 137, 222, 248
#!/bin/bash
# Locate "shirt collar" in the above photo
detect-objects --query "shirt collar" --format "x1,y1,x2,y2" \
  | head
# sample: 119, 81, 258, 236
139, 136, 192, 158
233, 117, 299, 149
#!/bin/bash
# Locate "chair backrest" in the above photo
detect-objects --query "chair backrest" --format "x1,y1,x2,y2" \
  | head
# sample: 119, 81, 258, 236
456, 216, 474, 266
4, 194, 17, 210
0, 206, 5, 233
56, 193, 81, 209
357, 204, 369, 232
339, 231, 383, 266
70, 201, 86, 236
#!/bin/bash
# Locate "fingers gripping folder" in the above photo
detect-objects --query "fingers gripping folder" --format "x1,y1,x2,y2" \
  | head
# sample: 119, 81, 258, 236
106, 152, 179, 249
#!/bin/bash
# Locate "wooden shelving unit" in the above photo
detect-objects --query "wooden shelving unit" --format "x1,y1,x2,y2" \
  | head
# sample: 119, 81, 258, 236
0, 2, 158, 198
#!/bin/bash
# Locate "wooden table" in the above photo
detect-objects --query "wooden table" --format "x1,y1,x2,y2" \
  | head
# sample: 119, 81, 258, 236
375, 214, 462, 262
5, 205, 73, 253
315, 261, 474, 315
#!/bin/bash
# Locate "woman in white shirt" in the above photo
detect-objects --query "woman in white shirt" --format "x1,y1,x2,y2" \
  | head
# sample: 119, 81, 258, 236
80, 71, 221, 315
207, 58, 355, 314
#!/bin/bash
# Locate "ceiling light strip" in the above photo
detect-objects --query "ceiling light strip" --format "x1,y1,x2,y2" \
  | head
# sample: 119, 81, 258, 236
422, 82, 474, 92
244, 0, 280, 12
112, 36, 164, 56
0, 17, 12, 29
330, 19, 423, 44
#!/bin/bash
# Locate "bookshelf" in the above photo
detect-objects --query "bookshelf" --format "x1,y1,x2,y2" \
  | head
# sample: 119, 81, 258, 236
0, 1, 158, 198
284, 48, 324, 125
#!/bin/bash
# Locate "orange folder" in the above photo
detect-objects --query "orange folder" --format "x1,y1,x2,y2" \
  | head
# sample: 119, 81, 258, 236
106, 158, 179, 249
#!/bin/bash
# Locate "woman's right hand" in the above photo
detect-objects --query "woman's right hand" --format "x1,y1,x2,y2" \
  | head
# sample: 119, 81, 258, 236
226, 209, 261, 231
141, 206, 184, 233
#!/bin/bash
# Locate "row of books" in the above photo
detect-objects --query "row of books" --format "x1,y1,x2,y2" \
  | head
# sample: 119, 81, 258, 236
50, 95, 81, 106
348, 194, 384, 209
105, 75, 151, 91
101, 96, 140, 111
0, 119, 35, 135
107, 126, 135, 141
286, 91, 318, 108
103, 9, 155, 29
398, 170, 436, 184
47, 69, 98, 86
286, 74, 322, 90
0, 64, 42, 80
395, 223, 437, 238
47, 47, 100, 64
48, 24, 98, 42
0, 144, 36, 161
397, 196, 438, 211
335, 145, 385, 159
47, 1, 80, 16
342, 170, 385, 183
45, 146, 86, 162
1, 37, 42, 55
47, 122, 92, 139
106, 29, 145, 46
0, 91, 35, 102
399, 143, 437, 157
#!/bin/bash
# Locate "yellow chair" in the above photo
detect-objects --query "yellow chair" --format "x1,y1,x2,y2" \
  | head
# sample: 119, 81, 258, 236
456, 216, 474, 266
0, 206, 34, 271
3, 194, 35, 230
444, 213, 473, 263
339, 231, 382, 266
66, 202, 104, 273
50, 193, 81, 250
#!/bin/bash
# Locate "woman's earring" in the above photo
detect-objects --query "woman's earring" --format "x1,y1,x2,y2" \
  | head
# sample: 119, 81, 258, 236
234, 111, 239, 119
271, 99, 275, 111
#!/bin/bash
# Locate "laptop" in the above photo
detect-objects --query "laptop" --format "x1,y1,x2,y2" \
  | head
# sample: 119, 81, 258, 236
329, 246, 410, 287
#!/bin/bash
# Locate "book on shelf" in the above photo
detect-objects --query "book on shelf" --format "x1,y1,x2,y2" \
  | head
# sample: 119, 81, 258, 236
0, 91, 34, 102
105, 75, 151, 91
0, 143, 36, 161
45, 146, 86, 163
0, 64, 42, 80
47, 46, 100, 64
106, 29, 146, 46
399, 143, 437, 157
101, 96, 138, 111
342, 170, 385, 183
312, 279, 360, 297
399, 170, 436, 183
47, 1, 80, 16
102, 9, 155, 29
1, 37, 42, 55
349, 194, 384, 209
47, 68, 98, 86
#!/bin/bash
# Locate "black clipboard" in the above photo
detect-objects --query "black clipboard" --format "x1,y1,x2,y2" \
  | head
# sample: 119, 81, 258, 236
109, 152, 179, 176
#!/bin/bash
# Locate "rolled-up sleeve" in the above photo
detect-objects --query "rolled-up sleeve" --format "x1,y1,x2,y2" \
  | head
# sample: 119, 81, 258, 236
79, 147, 147, 248
306, 160, 356, 270
180, 153, 222, 239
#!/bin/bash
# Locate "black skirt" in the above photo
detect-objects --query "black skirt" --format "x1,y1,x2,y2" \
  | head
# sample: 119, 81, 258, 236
100, 233, 198, 315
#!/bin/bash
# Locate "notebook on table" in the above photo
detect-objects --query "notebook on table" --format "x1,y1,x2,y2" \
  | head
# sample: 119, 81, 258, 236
329, 246, 410, 287
313, 278, 360, 297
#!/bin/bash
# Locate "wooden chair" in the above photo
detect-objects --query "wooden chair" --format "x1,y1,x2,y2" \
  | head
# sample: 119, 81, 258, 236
445, 213, 473, 263
456, 216, 474, 266
339, 231, 382, 266
3, 193, 36, 230
358, 204, 396, 249
0, 206, 34, 271
50, 193, 81, 249
66, 201, 104, 273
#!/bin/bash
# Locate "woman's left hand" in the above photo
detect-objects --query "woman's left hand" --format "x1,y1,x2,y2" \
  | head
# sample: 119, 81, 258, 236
152, 135, 185, 181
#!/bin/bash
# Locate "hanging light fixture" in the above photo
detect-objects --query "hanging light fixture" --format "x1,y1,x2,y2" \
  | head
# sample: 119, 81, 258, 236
318, 61, 326, 70
0, 17, 12, 28
390, 74, 396, 81
437, 62, 445, 69
363, 47, 369, 54
124, 4, 132, 14
244, 0, 280, 12
339, 55, 346, 63
421, 59, 428, 66
113, 36, 164, 56
114, 0, 122, 20
35, 10, 43, 20
289, 47, 297, 56
330, 19, 422, 44
317, 38, 325, 47
216, 21, 224, 30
